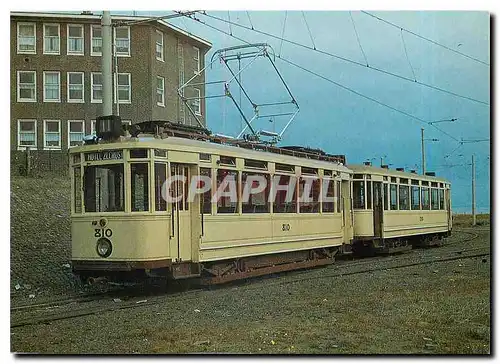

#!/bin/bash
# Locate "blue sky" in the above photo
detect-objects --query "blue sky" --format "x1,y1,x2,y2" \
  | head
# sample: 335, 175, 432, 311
137, 10, 490, 213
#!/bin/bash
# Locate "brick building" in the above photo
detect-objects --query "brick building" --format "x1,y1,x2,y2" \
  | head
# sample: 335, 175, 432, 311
10, 11, 212, 151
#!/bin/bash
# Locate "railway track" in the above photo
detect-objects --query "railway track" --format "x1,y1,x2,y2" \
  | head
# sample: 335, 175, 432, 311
11, 227, 489, 328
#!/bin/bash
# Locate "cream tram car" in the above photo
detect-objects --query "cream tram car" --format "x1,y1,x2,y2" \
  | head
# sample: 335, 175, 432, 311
70, 120, 354, 284
348, 163, 452, 254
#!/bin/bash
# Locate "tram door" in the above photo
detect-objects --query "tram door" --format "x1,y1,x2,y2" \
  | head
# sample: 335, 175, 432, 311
373, 182, 383, 237
170, 164, 192, 262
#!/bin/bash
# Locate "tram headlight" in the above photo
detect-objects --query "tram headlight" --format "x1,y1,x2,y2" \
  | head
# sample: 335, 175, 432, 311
96, 238, 112, 258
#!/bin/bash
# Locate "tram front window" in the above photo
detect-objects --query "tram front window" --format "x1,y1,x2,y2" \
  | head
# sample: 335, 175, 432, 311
84, 164, 125, 212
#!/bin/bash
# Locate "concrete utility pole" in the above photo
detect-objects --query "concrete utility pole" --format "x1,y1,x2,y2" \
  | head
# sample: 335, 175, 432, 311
102, 11, 113, 116
421, 128, 425, 175
472, 154, 476, 226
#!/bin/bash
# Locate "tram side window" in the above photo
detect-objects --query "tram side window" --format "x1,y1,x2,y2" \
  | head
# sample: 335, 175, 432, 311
353, 181, 365, 209
299, 177, 320, 213
399, 185, 410, 210
216, 169, 238, 213
322, 179, 335, 213
421, 187, 430, 210
242, 172, 270, 213
383, 183, 388, 210
390, 184, 398, 210
131, 163, 149, 212
273, 175, 297, 213
337, 181, 342, 213
431, 188, 439, 210
74, 167, 82, 213
200, 168, 212, 214
366, 181, 372, 209
154, 163, 167, 211
411, 186, 420, 210
439, 189, 444, 210
84, 164, 124, 212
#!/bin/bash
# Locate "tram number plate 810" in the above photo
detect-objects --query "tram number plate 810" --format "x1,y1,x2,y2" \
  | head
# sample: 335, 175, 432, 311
95, 228, 113, 238
282, 223, 291, 231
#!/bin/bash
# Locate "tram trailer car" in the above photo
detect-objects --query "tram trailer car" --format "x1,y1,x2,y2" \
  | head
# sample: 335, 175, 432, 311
347, 164, 452, 255
70, 120, 354, 284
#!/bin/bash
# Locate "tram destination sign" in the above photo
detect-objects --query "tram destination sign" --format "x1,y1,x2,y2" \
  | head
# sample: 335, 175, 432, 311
85, 150, 123, 162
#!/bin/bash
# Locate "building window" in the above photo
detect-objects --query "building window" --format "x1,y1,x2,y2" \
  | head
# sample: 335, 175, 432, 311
91, 120, 96, 135
43, 120, 61, 149
91, 25, 102, 56
68, 120, 85, 147
114, 26, 130, 56
193, 88, 201, 115
18, 120, 37, 149
156, 76, 165, 106
17, 71, 36, 102
114, 73, 131, 103
193, 46, 200, 73
17, 23, 36, 54
155, 30, 164, 61
43, 24, 60, 55
67, 72, 84, 103
43, 71, 60, 102
67, 24, 84, 55
91, 72, 102, 103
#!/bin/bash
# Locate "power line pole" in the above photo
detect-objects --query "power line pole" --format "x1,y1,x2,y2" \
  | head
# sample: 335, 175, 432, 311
421, 128, 425, 175
472, 154, 476, 226
102, 11, 113, 116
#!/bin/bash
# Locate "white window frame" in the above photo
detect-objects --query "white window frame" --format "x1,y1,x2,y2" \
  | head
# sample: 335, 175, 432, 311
68, 120, 85, 148
156, 76, 165, 107
17, 22, 36, 54
114, 26, 130, 57
193, 88, 201, 115
17, 119, 37, 150
91, 25, 102, 56
91, 72, 102, 103
67, 24, 84, 55
114, 72, 131, 104
43, 23, 60, 55
193, 46, 200, 74
17, 71, 37, 102
155, 30, 164, 61
90, 120, 97, 135
43, 120, 61, 150
67, 72, 85, 103
43, 71, 61, 103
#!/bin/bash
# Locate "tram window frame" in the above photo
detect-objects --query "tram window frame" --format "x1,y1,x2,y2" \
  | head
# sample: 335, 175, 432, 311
439, 188, 444, 210
200, 167, 212, 214
421, 187, 430, 210
399, 184, 410, 210
219, 155, 236, 166
322, 178, 335, 213
366, 181, 372, 209
390, 184, 398, 210
154, 163, 167, 212
323, 170, 333, 177
352, 180, 365, 209
244, 159, 268, 170
275, 163, 295, 173
131, 163, 150, 212
383, 183, 389, 210
199, 153, 211, 162
411, 186, 420, 210
353, 174, 364, 179
273, 174, 297, 213
337, 180, 342, 213
391, 177, 397, 183
242, 172, 270, 213
431, 188, 439, 210
130, 148, 148, 159
83, 164, 125, 213
301, 166, 318, 176
74, 166, 82, 213
299, 176, 320, 213
154, 149, 167, 158
216, 169, 239, 214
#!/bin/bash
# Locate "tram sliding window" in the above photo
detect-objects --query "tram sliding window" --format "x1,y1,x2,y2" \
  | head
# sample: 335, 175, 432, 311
322, 179, 335, 213
352, 181, 365, 209
421, 187, 430, 210
217, 169, 238, 213
273, 175, 297, 213
74, 167, 82, 213
131, 163, 149, 212
299, 177, 320, 213
242, 172, 270, 213
390, 184, 398, 210
431, 188, 439, 210
337, 181, 342, 213
411, 186, 420, 210
366, 181, 372, 209
154, 163, 167, 211
439, 189, 444, 210
200, 168, 212, 214
83, 164, 124, 212
383, 184, 389, 210
399, 185, 410, 210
